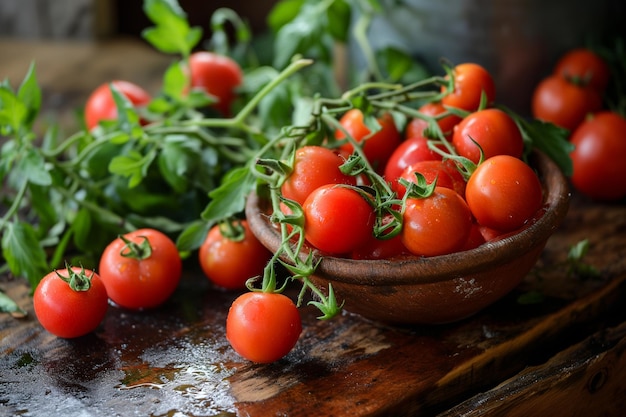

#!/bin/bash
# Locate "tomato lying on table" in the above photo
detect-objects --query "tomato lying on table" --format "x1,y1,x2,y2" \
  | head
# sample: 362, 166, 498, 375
98, 228, 182, 310
34, 266, 108, 338
84, 80, 151, 130
226, 291, 302, 363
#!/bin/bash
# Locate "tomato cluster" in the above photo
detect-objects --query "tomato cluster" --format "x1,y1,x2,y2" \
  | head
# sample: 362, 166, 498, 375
532, 47, 626, 201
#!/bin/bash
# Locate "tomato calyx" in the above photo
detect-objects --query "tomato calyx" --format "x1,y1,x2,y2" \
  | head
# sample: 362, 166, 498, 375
217, 219, 246, 243
119, 235, 153, 260
55, 264, 95, 292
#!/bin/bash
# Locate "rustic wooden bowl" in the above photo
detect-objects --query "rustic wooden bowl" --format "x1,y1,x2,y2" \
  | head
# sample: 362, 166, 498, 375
245, 151, 570, 325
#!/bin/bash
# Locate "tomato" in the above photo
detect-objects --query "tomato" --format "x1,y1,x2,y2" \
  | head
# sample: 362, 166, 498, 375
84, 80, 151, 130
401, 187, 473, 257
33, 267, 108, 338
465, 155, 543, 232
394, 159, 466, 199
351, 215, 408, 260
280, 145, 357, 205
452, 108, 524, 164
188, 51, 243, 116
335, 109, 401, 171
226, 291, 302, 363
98, 228, 182, 310
303, 184, 375, 255
531, 75, 602, 131
441, 63, 496, 112
405, 101, 462, 139
384, 135, 444, 186
199, 220, 272, 290
570, 111, 626, 201
553, 48, 610, 93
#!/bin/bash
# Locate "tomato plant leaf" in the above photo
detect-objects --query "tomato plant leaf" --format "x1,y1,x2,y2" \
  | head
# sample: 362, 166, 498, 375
0, 87, 26, 135
267, 0, 305, 32
2, 221, 49, 288
158, 140, 191, 193
17, 61, 41, 129
327, 0, 351, 43
18, 148, 52, 187
176, 220, 211, 252
202, 166, 255, 224
142, 0, 202, 56
109, 149, 156, 188
0, 290, 26, 317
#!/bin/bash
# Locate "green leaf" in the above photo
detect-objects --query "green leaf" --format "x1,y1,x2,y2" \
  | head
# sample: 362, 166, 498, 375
162, 60, 188, 101
142, 0, 202, 56
2, 221, 49, 288
202, 166, 255, 224
110, 83, 143, 138
0, 87, 26, 134
17, 61, 41, 129
327, 0, 351, 43
109, 149, 156, 188
267, 0, 305, 32
71, 207, 93, 252
18, 148, 52, 186
158, 140, 191, 193
272, 3, 326, 68
0, 290, 26, 316
176, 220, 211, 252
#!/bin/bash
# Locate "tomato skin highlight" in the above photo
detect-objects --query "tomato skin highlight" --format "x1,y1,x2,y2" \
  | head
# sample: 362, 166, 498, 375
281, 145, 357, 206
84, 80, 151, 130
98, 228, 182, 310
33, 267, 108, 338
188, 51, 243, 116
452, 108, 524, 164
570, 111, 626, 201
465, 155, 543, 233
401, 187, 473, 257
226, 292, 302, 363
303, 184, 375, 255
441, 63, 496, 112
199, 221, 271, 290
531, 75, 602, 131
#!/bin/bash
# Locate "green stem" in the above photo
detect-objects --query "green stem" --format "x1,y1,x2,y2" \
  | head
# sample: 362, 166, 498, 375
0, 179, 28, 230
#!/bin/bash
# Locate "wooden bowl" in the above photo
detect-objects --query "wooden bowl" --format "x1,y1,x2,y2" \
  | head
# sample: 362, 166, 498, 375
245, 151, 570, 325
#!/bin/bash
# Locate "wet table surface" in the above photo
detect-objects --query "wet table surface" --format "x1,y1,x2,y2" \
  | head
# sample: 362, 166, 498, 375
1, 38, 626, 417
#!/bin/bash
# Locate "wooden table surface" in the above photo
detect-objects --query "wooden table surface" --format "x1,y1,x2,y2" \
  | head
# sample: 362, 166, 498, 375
1, 37, 626, 417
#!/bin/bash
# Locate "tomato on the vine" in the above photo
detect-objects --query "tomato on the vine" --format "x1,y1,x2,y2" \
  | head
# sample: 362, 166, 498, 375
199, 220, 272, 290
98, 228, 182, 310
405, 101, 462, 139
226, 292, 302, 363
531, 75, 602, 131
303, 184, 375, 255
441, 63, 496, 112
452, 108, 524, 164
401, 186, 473, 257
281, 145, 357, 206
569, 111, 626, 201
84, 80, 151, 130
394, 159, 466, 199
335, 109, 401, 172
351, 214, 408, 260
384, 135, 444, 187
188, 51, 243, 116
33, 267, 108, 338
465, 155, 543, 232
553, 48, 610, 93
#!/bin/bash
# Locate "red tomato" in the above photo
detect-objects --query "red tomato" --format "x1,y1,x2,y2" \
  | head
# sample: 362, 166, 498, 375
570, 111, 626, 201
401, 187, 473, 257
384, 136, 444, 185
394, 159, 466, 199
188, 51, 243, 117
452, 108, 524, 164
303, 184, 375, 255
405, 101, 462, 139
441, 63, 496, 112
336, 109, 401, 171
226, 292, 302, 363
84, 80, 151, 130
281, 145, 357, 205
461, 223, 487, 251
531, 75, 602, 131
199, 221, 272, 290
33, 267, 108, 338
98, 228, 182, 310
553, 48, 610, 93
465, 155, 543, 232
351, 215, 408, 260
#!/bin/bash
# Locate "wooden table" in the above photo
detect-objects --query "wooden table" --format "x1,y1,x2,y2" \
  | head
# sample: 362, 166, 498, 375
1, 38, 626, 417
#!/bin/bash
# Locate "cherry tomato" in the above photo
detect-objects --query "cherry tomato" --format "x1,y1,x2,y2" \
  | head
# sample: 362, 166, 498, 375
98, 228, 182, 310
303, 184, 375, 255
226, 291, 302, 363
452, 108, 524, 164
336, 109, 401, 172
465, 155, 543, 232
553, 48, 610, 93
384, 135, 444, 186
394, 159, 466, 199
401, 187, 473, 257
441, 63, 496, 112
188, 51, 243, 117
84, 80, 151, 130
531, 75, 602, 131
570, 111, 626, 201
405, 101, 462, 139
281, 145, 357, 205
33, 267, 108, 338
351, 215, 408, 260
199, 220, 272, 290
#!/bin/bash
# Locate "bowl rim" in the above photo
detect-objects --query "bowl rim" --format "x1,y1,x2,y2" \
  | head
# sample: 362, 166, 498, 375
245, 150, 570, 286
